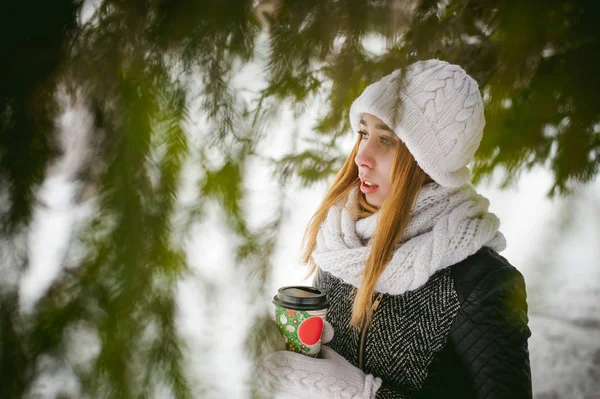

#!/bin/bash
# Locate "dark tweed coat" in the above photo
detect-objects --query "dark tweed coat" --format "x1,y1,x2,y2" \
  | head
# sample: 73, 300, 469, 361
315, 246, 532, 399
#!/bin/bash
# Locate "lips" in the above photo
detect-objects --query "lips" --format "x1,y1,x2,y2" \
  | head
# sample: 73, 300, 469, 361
359, 177, 379, 195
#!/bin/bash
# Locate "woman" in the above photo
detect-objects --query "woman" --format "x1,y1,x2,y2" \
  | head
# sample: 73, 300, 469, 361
261, 59, 532, 398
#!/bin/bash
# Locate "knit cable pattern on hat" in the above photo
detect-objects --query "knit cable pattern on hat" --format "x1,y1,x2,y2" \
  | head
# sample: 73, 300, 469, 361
349, 59, 486, 188
311, 182, 506, 295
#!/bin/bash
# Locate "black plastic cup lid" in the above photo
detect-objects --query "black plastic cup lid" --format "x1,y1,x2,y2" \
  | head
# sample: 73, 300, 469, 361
272, 286, 329, 311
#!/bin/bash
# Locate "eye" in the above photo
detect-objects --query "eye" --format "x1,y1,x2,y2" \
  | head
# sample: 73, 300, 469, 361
358, 130, 369, 139
380, 136, 395, 145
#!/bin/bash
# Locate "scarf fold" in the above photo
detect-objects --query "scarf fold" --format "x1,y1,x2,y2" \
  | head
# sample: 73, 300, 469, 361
312, 182, 506, 295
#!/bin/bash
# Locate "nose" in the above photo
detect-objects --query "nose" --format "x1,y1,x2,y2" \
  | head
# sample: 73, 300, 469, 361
355, 143, 375, 169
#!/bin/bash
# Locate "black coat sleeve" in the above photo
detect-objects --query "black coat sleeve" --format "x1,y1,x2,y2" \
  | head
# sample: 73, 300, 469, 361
420, 261, 532, 399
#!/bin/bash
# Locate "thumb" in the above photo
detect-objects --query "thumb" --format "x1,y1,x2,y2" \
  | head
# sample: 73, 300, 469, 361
321, 320, 334, 344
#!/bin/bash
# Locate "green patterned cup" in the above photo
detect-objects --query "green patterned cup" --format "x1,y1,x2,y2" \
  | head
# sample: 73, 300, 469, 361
272, 286, 329, 357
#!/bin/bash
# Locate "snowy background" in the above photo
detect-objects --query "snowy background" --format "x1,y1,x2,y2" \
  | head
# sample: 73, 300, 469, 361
17, 38, 600, 398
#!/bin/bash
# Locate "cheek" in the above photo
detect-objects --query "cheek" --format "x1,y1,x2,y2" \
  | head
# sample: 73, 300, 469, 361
381, 156, 395, 185
375, 156, 394, 201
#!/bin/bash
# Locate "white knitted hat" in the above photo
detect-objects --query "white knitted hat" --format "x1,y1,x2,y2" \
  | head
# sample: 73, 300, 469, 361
349, 59, 485, 188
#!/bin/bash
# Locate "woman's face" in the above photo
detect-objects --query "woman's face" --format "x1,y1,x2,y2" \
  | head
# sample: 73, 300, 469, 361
354, 113, 399, 208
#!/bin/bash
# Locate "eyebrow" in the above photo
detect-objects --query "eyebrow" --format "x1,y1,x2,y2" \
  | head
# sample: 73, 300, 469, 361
359, 119, 394, 133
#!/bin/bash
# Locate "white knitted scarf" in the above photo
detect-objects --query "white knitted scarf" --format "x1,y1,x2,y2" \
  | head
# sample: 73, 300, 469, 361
312, 182, 507, 295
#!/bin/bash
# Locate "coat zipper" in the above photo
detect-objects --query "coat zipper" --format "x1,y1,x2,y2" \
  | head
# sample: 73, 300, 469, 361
358, 292, 384, 370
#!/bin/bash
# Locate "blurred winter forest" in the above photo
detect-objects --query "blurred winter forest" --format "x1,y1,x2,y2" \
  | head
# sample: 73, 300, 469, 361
1, 0, 599, 398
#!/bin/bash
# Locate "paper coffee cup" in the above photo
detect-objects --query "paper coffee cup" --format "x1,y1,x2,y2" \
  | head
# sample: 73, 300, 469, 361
272, 286, 329, 357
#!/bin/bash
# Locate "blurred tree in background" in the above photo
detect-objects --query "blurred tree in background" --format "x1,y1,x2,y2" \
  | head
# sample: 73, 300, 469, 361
0, 0, 598, 397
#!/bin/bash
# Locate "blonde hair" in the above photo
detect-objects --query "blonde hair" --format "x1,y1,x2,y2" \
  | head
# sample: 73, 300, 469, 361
301, 134, 428, 329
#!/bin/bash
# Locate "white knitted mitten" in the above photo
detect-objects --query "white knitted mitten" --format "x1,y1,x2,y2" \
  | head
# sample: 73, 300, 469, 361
321, 320, 334, 344
260, 345, 382, 399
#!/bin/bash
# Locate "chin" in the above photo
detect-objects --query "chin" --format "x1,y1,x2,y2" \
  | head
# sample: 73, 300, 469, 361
366, 195, 383, 208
